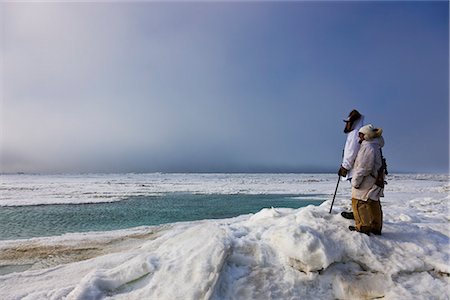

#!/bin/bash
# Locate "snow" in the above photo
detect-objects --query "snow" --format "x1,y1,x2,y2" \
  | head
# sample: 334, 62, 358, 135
0, 173, 449, 299
0, 173, 334, 206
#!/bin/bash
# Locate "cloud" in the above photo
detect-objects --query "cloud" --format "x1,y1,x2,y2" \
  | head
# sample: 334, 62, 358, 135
1, 3, 250, 172
1, 2, 448, 173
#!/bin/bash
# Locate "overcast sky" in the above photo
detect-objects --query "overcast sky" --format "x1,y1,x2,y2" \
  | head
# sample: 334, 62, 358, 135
0, 1, 448, 173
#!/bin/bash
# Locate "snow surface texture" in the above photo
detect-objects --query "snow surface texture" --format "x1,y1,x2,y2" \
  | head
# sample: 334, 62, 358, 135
0, 174, 449, 299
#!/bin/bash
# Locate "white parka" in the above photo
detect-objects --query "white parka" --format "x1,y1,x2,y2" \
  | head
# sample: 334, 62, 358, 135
351, 136, 385, 201
342, 115, 364, 180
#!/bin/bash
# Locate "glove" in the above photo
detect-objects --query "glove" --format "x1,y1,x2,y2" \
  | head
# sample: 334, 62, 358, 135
338, 166, 348, 177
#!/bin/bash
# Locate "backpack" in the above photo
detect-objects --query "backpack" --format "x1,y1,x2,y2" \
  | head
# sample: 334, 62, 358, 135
375, 149, 388, 188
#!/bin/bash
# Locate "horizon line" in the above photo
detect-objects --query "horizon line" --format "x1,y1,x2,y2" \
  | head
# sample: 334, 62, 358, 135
1, 170, 448, 176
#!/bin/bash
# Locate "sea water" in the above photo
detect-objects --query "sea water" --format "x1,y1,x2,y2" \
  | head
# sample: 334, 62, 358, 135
0, 193, 325, 240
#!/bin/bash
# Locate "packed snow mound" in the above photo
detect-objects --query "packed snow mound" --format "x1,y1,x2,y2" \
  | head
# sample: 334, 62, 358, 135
66, 223, 231, 299
0, 174, 448, 299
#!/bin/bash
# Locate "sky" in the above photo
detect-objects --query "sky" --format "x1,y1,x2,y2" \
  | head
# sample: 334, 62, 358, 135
0, 1, 448, 174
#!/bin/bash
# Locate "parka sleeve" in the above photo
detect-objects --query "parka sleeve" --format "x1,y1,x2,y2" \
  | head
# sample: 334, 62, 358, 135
352, 146, 375, 188
342, 130, 360, 170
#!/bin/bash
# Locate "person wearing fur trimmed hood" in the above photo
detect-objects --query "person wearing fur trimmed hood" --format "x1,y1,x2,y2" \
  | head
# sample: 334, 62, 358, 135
349, 124, 385, 235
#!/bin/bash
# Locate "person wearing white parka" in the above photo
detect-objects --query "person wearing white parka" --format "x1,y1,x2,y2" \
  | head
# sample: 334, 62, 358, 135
339, 109, 365, 220
349, 124, 385, 235
339, 109, 365, 180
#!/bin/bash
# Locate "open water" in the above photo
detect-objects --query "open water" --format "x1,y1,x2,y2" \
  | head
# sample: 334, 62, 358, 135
0, 193, 325, 240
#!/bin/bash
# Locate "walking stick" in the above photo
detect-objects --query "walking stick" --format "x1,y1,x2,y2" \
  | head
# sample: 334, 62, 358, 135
329, 176, 340, 213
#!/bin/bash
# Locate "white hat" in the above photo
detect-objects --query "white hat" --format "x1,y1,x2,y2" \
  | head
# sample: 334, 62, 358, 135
359, 124, 383, 140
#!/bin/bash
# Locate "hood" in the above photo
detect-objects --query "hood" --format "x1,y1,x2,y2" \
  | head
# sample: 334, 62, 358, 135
344, 115, 364, 133
364, 136, 385, 148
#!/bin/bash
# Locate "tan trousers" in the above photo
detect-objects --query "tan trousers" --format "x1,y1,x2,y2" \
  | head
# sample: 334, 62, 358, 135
352, 198, 383, 235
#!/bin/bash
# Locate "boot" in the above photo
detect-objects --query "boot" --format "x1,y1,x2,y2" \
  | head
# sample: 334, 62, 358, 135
349, 226, 370, 236
341, 211, 354, 220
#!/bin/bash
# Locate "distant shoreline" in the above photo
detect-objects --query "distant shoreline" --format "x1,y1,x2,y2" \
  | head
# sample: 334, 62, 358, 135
1, 171, 448, 175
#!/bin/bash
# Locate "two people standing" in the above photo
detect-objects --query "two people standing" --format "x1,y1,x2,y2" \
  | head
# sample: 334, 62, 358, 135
339, 109, 386, 235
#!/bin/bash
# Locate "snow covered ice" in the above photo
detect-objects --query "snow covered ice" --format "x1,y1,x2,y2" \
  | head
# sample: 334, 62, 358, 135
0, 173, 449, 299
0, 173, 331, 206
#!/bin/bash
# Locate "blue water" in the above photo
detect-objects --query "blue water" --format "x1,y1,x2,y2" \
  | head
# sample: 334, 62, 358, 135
0, 193, 325, 240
